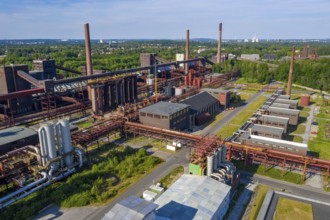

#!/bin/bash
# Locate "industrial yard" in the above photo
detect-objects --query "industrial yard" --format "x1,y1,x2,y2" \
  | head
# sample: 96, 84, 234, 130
0, 18, 330, 220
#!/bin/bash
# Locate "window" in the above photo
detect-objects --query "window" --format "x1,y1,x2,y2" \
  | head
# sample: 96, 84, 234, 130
147, 113, 153, 118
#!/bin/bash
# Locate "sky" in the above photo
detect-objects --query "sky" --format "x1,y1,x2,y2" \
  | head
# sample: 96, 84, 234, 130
0, 0, 329, 39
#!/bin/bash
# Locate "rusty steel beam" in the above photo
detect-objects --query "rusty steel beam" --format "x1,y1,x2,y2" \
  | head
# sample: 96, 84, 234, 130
17, 70, 40, 87
0, 88, 44, 101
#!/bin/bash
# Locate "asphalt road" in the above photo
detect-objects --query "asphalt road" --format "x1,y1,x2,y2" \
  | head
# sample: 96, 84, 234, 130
83, 148, 190, 220
240, 171, 330, 203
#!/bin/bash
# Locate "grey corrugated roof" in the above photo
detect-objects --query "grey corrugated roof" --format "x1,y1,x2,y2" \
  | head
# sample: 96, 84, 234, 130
0, 126, 37, 146
268, 107, 300, 116
154, 174, 231, 219
274, 98, 298, 105
251, 124, 284, 136
278, 95, 290, 100
260, 115, 289, 124
180, 92, 218, 113
270, 103, 291, 109
139, 101, 189, 116
102, 195, 158, 220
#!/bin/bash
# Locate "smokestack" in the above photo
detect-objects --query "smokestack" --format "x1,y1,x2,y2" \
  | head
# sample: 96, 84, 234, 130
286, 47, 295, 96
84, 23, 93, 100
217, 23, 222, 63
185, 29, 190, 74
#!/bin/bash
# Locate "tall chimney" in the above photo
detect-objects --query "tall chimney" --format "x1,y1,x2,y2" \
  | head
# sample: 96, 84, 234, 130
286, 47, 295, 96
217, 23, 222, 63
84, 23, 93, 100
185, 29, 190, 74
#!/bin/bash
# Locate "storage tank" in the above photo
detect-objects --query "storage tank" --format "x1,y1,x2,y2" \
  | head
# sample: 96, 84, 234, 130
56, 119, 74, 167
38, 123, 57, 170
300, 95, 310, 106
213, 151, 218, 170
218, 147, 222, 166
207, 155, 214, 176
221, 146, 227, 163
165, 85, 173, 96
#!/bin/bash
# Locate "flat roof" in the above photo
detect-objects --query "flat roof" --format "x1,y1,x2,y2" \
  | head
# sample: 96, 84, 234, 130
278, 95, 290, 100
0, 126, 37, 146
251, 124, 284, 136
268, 107, 300, 116
181, 92, 218, 113
201, 88, 230, 94
274, 98, 298, 105
154, 174, 231, 219
260, 115, 289, 124
270, 103, 291, 109
250, 135, 307, 149
102, 195, 158, 220
139, 101, 189, 116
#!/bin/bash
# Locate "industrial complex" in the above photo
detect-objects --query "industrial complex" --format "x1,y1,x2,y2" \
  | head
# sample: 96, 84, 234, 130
0, 21, 330, 220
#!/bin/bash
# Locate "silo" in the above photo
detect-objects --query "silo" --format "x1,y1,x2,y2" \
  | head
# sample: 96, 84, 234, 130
207, 155, 214, 176
221, 146, 227, 163
218, 147, 222, 166
39, 123, 57, 170
213, 151, 218, 171
56, 119, 74, 167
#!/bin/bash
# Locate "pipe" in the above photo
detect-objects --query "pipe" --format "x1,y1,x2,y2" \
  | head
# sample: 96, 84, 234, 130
0, 146, 30, 160
217, 22, 222, 63
1, 169, 76, 209
38, 126, 47, 166
0, 172, 47, 205
27, 145, 41, 165
75, 148, 84, 167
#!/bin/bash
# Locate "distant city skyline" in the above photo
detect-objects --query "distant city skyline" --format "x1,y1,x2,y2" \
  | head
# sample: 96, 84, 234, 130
0, 0, 329, 39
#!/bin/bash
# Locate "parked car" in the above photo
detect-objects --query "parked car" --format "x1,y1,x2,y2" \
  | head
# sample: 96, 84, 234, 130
312, 121, 318, 125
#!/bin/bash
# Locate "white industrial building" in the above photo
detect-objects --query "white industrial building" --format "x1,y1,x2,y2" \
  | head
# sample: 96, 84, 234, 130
154, 174, 231, 220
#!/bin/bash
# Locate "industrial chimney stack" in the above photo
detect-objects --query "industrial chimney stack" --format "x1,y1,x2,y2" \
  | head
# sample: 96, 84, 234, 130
286, 47, 295, 96
217, 23, 222, 63
84, 23, 93, 100
185, 29, 190, 74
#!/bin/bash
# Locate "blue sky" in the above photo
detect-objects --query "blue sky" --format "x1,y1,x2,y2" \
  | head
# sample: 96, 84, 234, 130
0, 0, 329, 39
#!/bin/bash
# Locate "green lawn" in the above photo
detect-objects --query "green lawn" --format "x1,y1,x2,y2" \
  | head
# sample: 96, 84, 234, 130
248, 185, 269, 220
317, 106, 330, 119
300, 111, 309, 118
274, 197, 313, 220
76, 120, 94, 129
159, 166, 184, 189
234, 161, 303, 184
217, 96, 267, 138
292, 124, 306, 135
309, 119, 330, 160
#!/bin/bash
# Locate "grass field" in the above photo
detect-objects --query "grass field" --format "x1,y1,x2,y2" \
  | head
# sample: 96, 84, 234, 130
309, 113, 330, 160
217, 96, 267, 138
234, 161, 303, 184
248, 185, 269, 220
159, 166, 184, 189
274, 197, 313, 220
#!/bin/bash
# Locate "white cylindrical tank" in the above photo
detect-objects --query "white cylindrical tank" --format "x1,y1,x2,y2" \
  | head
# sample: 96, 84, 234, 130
221, 146, 227, 163
56, 119, 74, 167
39, 123, 57, 170
207, 155, 214, 176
